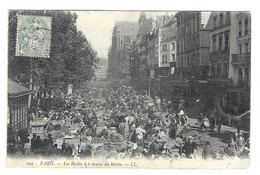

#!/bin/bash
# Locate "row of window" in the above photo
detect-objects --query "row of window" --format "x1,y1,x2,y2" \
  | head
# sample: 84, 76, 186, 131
210, 61, 229, 76
238, 67, 249, 84
177, 55, 198, 68
238, 42, 250, 54
212, 31, 230, 51
162, 55, 168, 63
213, 12, 231, 29
161, 54, 176, 63
162, 43, 176, 51
177, 35, 200, 53
238, 18, 249, 37
177, 18, 200, 39
177, 12, 200, 27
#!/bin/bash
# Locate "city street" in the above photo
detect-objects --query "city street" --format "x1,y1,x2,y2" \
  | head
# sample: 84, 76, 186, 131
7, 10, 251, 168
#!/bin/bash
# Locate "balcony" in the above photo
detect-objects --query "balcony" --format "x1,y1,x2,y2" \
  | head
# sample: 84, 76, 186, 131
210, 50, 229, 61
237, 80, 250, 88
231, 53, 250, 66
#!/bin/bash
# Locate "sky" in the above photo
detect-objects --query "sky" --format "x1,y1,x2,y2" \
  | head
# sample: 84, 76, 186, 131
75, 11, 177, 59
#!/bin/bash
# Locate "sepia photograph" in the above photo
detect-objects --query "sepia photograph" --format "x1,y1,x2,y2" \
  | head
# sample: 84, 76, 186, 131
6, 9, 251, 169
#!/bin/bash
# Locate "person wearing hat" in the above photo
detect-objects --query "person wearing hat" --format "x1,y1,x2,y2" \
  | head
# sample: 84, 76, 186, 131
30, 133, 37, 153
182, 136, 197, 158
99, 127, 109, 140
169, 117, 178, 140
236, 133, 245, 152
47, 134, 54, 147
202, 141, 212, 160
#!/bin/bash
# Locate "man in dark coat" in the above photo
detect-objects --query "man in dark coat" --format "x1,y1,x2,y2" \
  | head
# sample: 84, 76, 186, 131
34, 136, 43, 150
30, 134, 37, 152
182, 136, 197, 158
169, 118, 178, 140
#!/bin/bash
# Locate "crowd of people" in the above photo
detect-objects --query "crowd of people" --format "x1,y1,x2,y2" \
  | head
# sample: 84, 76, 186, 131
7, 80, 250, 160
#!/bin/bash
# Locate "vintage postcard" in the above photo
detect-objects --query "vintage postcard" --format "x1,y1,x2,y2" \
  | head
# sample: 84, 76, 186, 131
7, 10, 250, 169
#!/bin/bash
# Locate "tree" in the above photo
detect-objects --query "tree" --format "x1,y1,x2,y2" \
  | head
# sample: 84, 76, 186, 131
8, 10, 99, 95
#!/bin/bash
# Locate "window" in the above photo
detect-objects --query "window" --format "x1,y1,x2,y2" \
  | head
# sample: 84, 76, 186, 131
239, 21, 242, 37
217, 62, 222, 75
224, 32, 229, 50
195, 18, 197, 32
211, 62, 215, 75
218, 35, 223, 50
191, 20, 193, 33
171, 43, 175, 50
177, 42, 180, 53
223, 61, 228, 75
244, 67, 249, 82
239, 44, 242, 54
238, 68, 243, 83
213, 16, 217, 28
245, 18, 249, 35
212, 35, 217, 51
226, 12, 230, 24
219, 13, 223, 26
197, 18, 200, 31
245, 43, 249, 53
165, 55, 168, 63
172, 54, 175, 61
162, 55, 165, 63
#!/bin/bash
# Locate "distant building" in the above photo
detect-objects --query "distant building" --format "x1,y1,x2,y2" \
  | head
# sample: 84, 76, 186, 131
159, 21, 177, 75
136, 13, 155, 89
96, 65, 108, 79
96, 58, 108, 79
108, 21, 139, 79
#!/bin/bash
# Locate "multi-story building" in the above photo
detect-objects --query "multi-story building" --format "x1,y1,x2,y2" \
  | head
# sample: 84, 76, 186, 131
159, 20, 177, 76
129, 13, 177, 96
108, 21, 139, 79
175, 11, 211, 80
208, 11, 250, 115
229, 12, 250, 114
135, 13, 155, 90
173, 11, 211, 103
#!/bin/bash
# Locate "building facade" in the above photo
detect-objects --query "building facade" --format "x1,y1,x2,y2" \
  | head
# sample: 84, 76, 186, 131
128, 13, 177, 96
175, 11, 211, 80
172, 12, 211, 105
208, 11, 251, 115
8, 79, 31, 135
108, 21, 139, 79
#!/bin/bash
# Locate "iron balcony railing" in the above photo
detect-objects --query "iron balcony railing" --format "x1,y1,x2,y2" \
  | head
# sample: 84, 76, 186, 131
210, 49, 229, 61
231, 52, 250, 65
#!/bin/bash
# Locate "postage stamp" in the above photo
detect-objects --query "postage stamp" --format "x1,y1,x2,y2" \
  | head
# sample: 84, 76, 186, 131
15, 15, 52, 58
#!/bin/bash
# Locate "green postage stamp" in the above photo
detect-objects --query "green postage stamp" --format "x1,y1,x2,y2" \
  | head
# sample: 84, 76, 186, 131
16, 15, 52, 58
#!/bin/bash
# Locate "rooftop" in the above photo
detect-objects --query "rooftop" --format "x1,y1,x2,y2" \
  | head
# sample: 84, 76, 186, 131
8, 79, 31, 98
